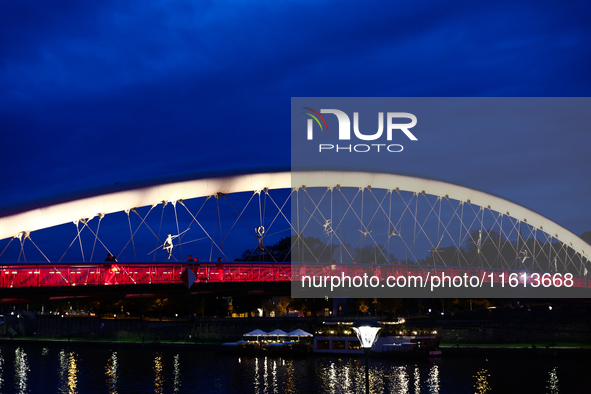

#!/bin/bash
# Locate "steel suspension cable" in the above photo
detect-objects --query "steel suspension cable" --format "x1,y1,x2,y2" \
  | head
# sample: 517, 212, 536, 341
27, 235, 51, 263
76, 221, 85, 262
155, 202, 166, 262
18, 236, 26, 263
173, 201, 183, 260
90, 214, 103, 262
178, 199, 230, 262
117, 206, 158, 258
0, 237, 15, 259
126, 210, 137, 262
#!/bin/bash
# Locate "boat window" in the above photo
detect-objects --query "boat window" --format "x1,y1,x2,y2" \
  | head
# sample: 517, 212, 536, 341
316, 340, 329, 349
332, 340, 345, 350
348, 340, 360, 350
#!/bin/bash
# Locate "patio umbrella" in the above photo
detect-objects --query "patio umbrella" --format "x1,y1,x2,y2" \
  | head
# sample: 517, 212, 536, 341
286, 329, 313, 338
243, 329, 268, 341
267, 329, 288, 341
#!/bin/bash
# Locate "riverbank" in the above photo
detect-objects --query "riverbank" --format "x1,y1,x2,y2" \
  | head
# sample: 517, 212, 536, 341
440, 342, 591, 358
3, 336, 591, 358
4, 313, 591, 350
0, 336, 222, 349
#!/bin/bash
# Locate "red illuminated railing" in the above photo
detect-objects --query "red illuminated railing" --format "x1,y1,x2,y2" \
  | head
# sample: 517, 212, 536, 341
0, 262, 588, 289
0, 263, 292, 289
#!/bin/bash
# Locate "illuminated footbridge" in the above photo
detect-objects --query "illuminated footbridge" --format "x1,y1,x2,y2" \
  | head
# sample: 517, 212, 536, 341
1, 170, 590, 298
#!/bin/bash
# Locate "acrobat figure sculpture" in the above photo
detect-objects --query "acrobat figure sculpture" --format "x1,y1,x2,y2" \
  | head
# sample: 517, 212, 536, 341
255, 226, 265, 245
322, 219, 332, 235
358, 229, 372, 239
163, 234, 178, 260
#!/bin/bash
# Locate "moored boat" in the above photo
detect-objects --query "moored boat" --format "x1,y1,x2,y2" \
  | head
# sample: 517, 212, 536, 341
312, 333, 441, 357
312, 321, 441, 357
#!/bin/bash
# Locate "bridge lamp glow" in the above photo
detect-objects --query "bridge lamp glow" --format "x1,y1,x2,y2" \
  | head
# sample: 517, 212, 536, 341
352, 319, 381, 394
352, 319, 381, 349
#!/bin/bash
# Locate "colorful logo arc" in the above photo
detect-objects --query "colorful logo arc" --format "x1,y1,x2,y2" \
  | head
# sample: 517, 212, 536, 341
303, 107, 328, 131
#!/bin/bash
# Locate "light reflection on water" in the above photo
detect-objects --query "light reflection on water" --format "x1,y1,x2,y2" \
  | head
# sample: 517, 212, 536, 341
314, 358, 440, 394
284, 358, 296, 393
0, 349, 4, 391
427, 364, 440, 394
154, 352, 164, 394
105, 351, 118, 394
390, 365, 409, 393
0, 344, 586, 393
273, 358, 278, 394
59, 349, 78, 394
547, 367, 559, 394
318, 358, 357, 393
254, 356, 260, 393
173, 354, 181, 393
474, 368, 491, 394
14, 347, 29, 394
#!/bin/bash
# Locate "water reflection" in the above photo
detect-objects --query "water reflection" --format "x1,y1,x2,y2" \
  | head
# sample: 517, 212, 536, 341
253, 357, 260, 392
59, 350, 78, 394
251, 356, 279, 393
14, 347, 29, 394
0, 349, 4, 391
312, 359, 446, 394
316, 358, 405, 394
0, 343, 587, 393
264, 357, 269, 393
173, 354, 181, 393
390, 365, 409, 393
547, 367, 559, 394
327, 361, 336, 392
272, 359, 278, 394
371, 364, 387, 394
105, 351, 119, 394
154, 353, 164, 394
340, 361, 350, 391
427, 364, 440, 394
316, 358, 357, 393
284, 359, 296, 394
474, 368, 491, 394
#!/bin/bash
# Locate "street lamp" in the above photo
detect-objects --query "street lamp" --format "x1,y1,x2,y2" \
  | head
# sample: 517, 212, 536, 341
352, 319, 381, 394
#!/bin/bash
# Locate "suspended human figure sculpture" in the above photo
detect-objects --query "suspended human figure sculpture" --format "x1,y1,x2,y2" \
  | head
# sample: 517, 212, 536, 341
163, 234, 176, 259
147, 229, 189, 260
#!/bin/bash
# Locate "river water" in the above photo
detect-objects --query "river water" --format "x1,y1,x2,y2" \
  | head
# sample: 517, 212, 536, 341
0, 342, 588, 393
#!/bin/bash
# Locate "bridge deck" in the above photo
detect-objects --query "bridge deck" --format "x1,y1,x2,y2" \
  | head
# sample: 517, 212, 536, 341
0, 263, 291, 288
0, 263, 588, 289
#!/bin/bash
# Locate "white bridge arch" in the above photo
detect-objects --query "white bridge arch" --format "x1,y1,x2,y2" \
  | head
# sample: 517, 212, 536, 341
0, 170, 589, 275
